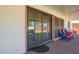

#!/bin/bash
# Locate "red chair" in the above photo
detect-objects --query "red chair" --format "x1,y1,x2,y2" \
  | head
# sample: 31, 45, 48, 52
67, 31, 73, 40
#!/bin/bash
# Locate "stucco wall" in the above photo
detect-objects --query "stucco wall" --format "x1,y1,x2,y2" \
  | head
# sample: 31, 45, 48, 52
0, 6, 26, 53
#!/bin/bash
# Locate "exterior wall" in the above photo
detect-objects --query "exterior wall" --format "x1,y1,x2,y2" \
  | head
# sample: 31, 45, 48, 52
0, 6, 26, 53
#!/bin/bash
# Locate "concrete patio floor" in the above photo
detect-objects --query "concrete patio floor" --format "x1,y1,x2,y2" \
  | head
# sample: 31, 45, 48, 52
27, 35, 79, 54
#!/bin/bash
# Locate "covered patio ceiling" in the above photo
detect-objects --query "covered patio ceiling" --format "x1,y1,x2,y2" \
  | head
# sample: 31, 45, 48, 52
44, 5, 79, 21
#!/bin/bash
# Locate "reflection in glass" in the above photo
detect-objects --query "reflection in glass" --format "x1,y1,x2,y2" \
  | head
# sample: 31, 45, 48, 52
35, 13, 42, 41
43, 16, 51, 40
28, 10, 35, 45
27, 8, 52, 49
55, 18, 60, 38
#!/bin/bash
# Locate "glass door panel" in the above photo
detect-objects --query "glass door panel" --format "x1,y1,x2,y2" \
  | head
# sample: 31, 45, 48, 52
60, 19, 64, 28
27, 10, 36, 49
55, 17, 60, 38
47, 16, 52, 40
35, 13, 42, 41
43, 15, 51, 41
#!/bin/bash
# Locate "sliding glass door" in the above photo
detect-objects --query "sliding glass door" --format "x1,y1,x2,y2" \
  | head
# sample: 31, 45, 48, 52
27, 7, 52, 49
